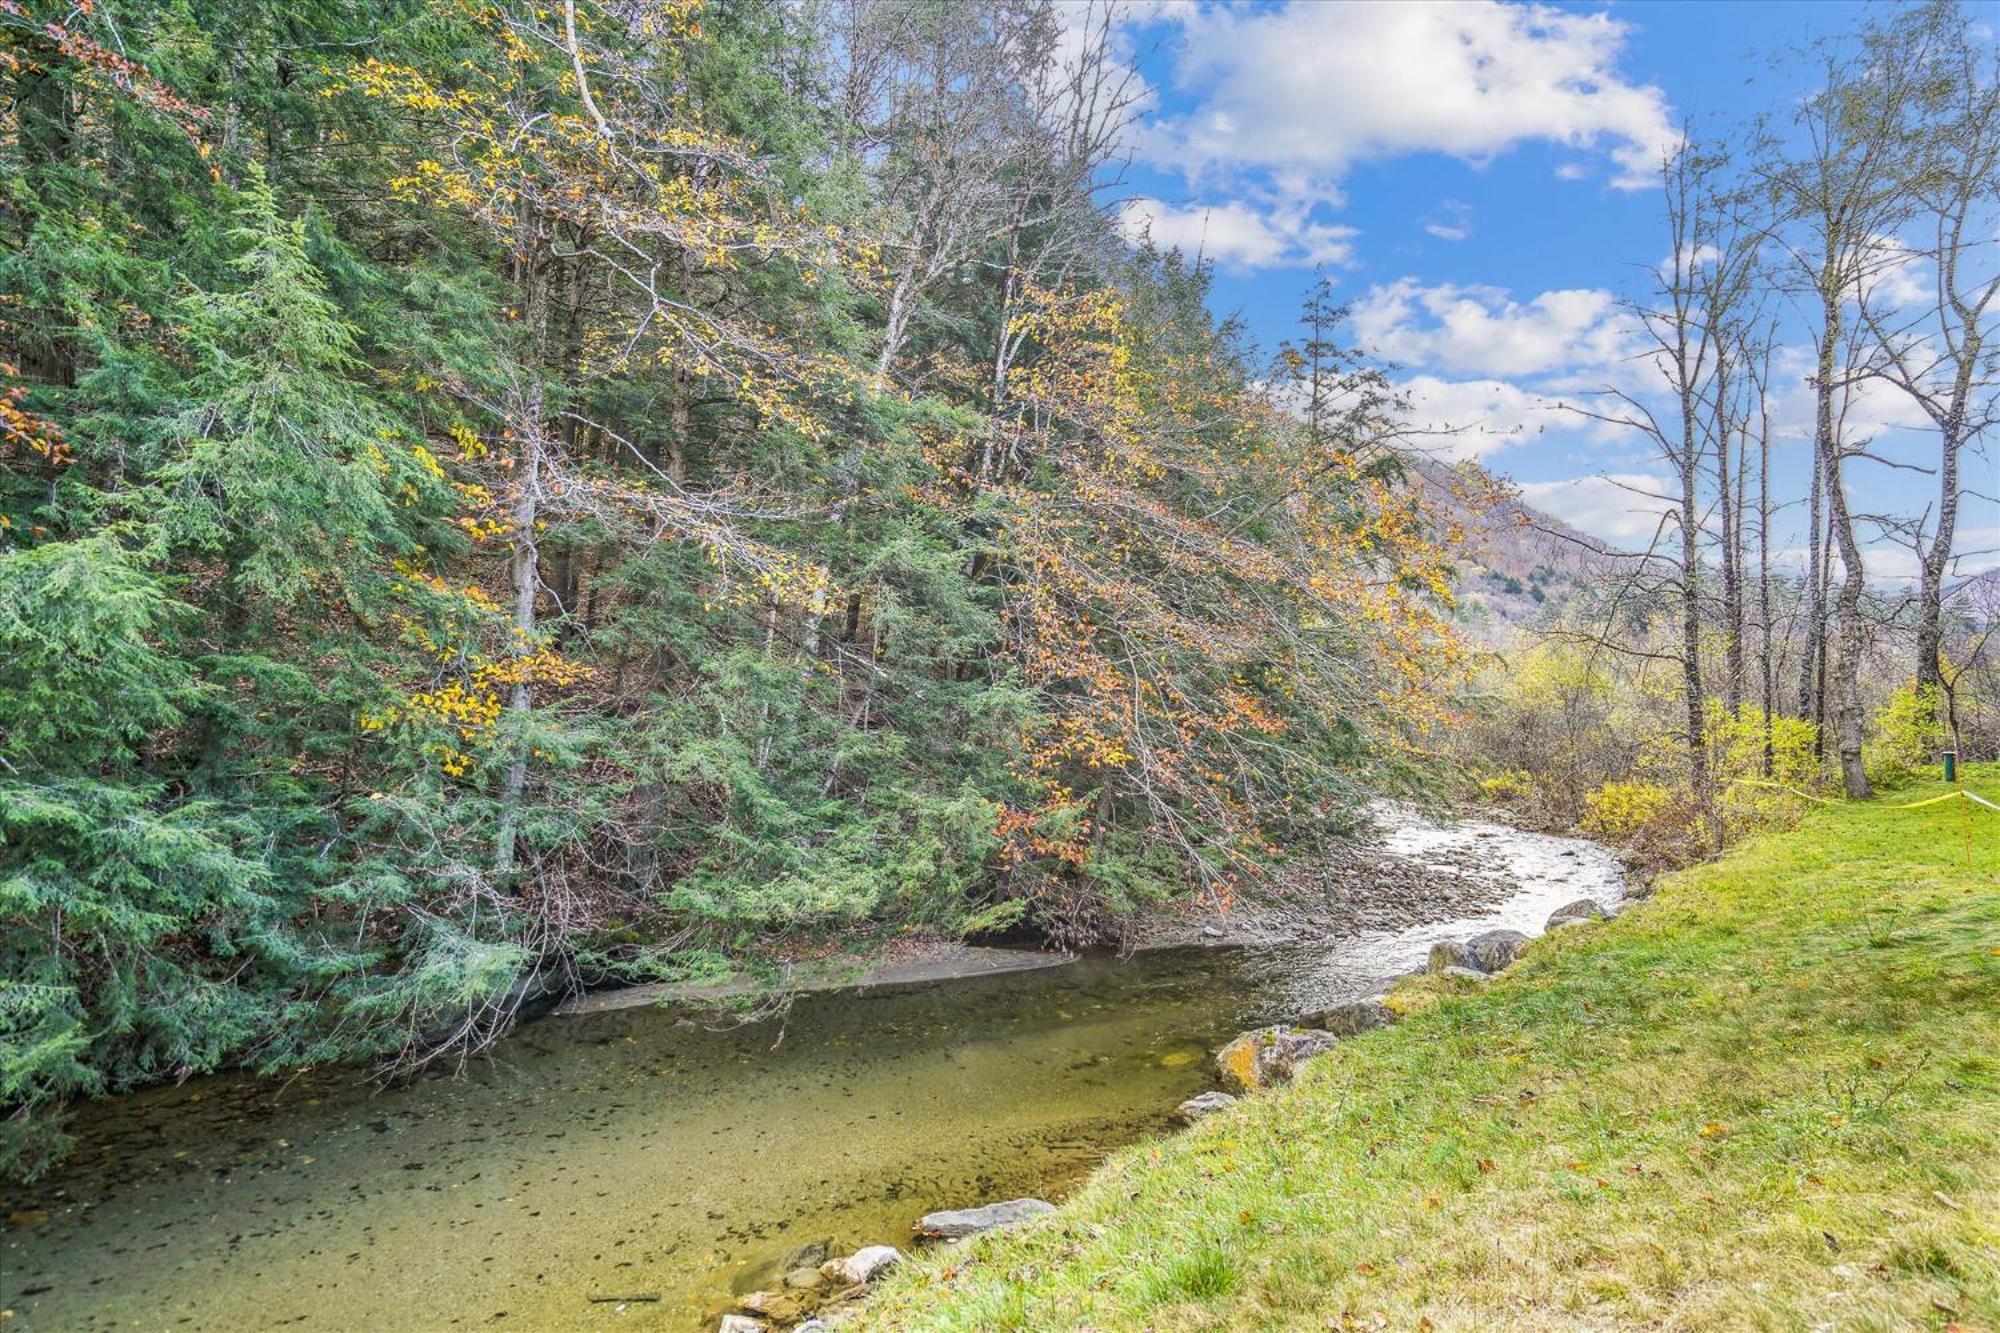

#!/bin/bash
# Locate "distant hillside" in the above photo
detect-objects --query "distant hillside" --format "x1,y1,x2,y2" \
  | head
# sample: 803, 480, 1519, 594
1408, 456, 1611, 646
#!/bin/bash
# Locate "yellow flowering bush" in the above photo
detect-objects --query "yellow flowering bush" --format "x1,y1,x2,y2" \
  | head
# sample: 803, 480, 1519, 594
1580, 780, 1673, 838
1865, 683, 1945, 786
1479, 769, 1533, 803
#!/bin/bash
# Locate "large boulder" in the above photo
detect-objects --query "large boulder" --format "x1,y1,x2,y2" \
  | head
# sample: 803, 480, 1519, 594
1428, 929, 1529, 975
1175, 1090, 1239, 1123
819, 1245, 900, 1286
1214, 1026, 1341, 1093
1545, 898, 1608, 930
1300, 995, 1398, 1037
915, 1198, 1055, 1240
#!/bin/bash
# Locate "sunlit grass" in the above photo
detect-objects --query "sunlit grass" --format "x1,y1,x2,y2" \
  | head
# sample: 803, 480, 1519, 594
858, 767, 2000, 1330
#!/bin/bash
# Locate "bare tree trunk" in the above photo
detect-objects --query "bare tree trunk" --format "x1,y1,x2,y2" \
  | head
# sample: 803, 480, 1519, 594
1716, 361, 1745, 713
1817, 290, 1872, 798
1827, 496, 1871, 798
1917, 407, 1962, 696
1677, 394, 1714, 839
1725, 420, 1748, 712
1757, 393, 1776, 776
496, 405, 544, 878
496, 213, 553, 879
1797, 429, 1826, 730
874, 268, 917, 389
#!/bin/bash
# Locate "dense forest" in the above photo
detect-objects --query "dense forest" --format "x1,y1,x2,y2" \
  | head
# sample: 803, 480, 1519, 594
0, 0, 1464, 1174
4, 0, 1996, 1194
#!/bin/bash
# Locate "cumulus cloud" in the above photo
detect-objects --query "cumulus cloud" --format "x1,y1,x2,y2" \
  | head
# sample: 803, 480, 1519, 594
1143, 1, 1676, 198
1758, 342, 1938, 450
1105, 2, 1675, 272
1395, 375, 1562, 460
1352, 278, 1635, 380
1339, 277, 1661, 472
1118, 196, 1358, 271
1768, 526, 2000, 586
1857, 234, 1934, 311
1517, 473, 1677, 547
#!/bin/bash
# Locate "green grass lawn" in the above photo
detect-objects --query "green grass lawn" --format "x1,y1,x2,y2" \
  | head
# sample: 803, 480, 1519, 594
857, 769, 2000, 1331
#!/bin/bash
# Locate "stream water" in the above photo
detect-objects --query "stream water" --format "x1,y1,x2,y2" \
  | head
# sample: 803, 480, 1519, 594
1, 810, 1623, 1332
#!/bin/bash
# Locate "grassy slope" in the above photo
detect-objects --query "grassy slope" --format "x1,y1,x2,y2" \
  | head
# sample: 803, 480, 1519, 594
858, 769, 2000, 1331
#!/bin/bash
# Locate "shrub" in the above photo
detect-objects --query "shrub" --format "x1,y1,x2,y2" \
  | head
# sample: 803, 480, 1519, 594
1865, 683, 1945, 786
1580, 781, 1673, 838
1479, 769, 1533, 803
1709, 702, 1821, 790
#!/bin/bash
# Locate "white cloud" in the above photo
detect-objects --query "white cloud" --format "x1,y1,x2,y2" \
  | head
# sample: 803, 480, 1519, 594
1759, 342, 1937, 451
1857, 234, 1934, 311
1770, 526, 2000, 586
1423, 199, 1474, 243
1517, 472, 1677, 546
1396, 375, 1560, 460
1118, 196, 1358, 271
1656, 242, 1722, 283
1352, 278, 1635, 379
1143, 0, 1677, 204
1345, 279, 1658, 468
1555, 161, 1593, 182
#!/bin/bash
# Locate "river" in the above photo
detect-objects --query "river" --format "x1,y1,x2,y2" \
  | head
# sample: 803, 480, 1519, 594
0, 809, 1623, 1332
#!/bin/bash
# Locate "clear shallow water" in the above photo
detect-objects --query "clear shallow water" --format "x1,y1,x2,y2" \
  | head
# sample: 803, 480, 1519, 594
1, 814, 1622, 1333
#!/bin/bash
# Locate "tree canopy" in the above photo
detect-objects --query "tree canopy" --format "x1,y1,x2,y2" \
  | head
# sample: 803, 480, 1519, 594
0, 0, 1462, 1176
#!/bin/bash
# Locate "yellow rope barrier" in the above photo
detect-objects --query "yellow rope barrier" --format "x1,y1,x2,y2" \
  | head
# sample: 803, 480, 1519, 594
1726, 777, 1997, 813
1723, 777, 1991, 872
1727, 778, 1838, 804
1882, 791, 1974, 810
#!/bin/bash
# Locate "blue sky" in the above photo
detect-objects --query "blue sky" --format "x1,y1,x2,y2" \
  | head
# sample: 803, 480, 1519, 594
1096, 0, 1998, 580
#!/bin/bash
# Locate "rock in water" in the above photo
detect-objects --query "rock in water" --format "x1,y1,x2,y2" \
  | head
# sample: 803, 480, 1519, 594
736, 1290, 805, 1321
718, 1317, 765, 1333
1214, 1027, 1341, 1093
1438, 965, 1493, 983
1176, 1090, 1239, 1123
915, 1198, 1056, 1239
1466, 928, 1531, 969
1427, 939, 1473, 973
781, 1238, 831, 1270
1300, 995, 1398, 1037
1428, 929, 1529, 975
819, 1245, 901, 1285
1545, 898, 1608, 929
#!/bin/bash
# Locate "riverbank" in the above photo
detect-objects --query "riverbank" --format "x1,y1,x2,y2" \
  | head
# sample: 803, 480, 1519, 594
551, 944, 1072, 1016
0, 806, 1621, 1332
558, 799, 1623, 1018
855, 770, 2000, 1330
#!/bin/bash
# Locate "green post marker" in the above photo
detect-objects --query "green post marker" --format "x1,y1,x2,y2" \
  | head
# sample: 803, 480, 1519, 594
1943, 750, 1957, 783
